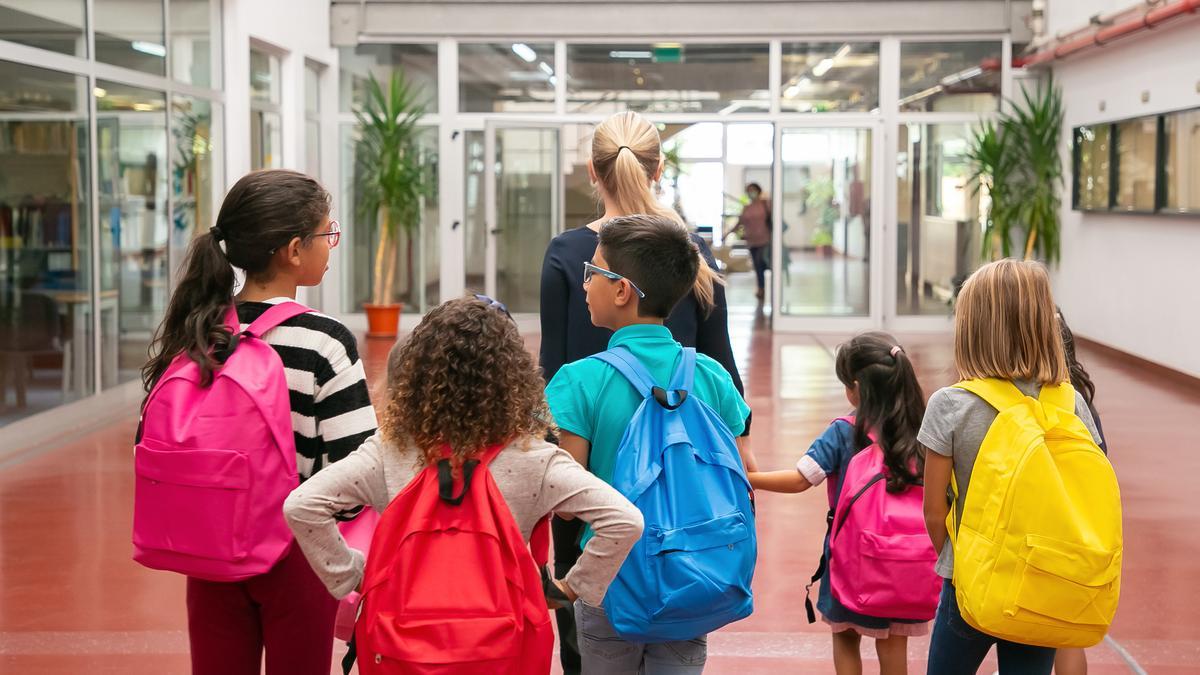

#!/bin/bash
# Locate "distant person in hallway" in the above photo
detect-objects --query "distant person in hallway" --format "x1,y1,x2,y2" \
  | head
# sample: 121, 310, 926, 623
284, 296, 642, 671
920, 260, 1109, 675
748, 332, 933, 675
1055, 307, 1108, 675
546, 214, 757, 674
538, 110, 746, 675
725, 182, 772, 300
140, 170, 376, 675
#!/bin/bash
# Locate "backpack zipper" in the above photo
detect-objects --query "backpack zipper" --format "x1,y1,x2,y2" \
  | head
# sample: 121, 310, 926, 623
831, 472, 886, 539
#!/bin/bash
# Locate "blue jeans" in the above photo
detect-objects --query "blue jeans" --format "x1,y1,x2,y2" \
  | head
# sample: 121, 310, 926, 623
927, 579, 1056, 675
574, 600, 707, 675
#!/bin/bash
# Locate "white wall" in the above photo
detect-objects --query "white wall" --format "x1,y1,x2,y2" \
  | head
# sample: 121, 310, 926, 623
1045, 0, 1135, 36
1050, 14, 1200, 377
222, 0, 339, 308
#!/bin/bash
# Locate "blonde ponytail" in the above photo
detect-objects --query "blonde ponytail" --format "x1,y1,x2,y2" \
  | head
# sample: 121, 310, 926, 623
592, 111, 723, 313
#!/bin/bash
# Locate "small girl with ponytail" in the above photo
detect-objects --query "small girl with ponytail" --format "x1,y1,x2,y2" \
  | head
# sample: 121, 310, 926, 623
142, 169, 376, 675
749, 331, 929, 675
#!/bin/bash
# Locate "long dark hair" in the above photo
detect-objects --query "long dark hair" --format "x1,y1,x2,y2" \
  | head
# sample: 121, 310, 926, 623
835, 331, 927, 493
142, 170, 331, 392
1057, 307, 1096, 406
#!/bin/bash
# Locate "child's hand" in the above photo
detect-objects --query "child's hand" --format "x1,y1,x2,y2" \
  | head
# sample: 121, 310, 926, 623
748, 469, 813, 494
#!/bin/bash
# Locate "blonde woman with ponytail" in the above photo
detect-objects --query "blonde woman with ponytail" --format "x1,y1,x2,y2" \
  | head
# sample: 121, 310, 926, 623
538, 111, 747, 675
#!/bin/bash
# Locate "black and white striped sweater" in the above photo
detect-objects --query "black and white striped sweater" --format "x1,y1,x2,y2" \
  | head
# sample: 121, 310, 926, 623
237, 299, 377, 481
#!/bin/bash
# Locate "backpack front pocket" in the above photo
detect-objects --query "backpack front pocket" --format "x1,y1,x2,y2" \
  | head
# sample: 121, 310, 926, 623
1009, 534, 1121, 627
367, 613, 519, 666
649, 512, 753, 622
133, 440, 250, 562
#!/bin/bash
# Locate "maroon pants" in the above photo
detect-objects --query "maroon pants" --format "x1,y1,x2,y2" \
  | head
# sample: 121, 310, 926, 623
186, 541, 338, 675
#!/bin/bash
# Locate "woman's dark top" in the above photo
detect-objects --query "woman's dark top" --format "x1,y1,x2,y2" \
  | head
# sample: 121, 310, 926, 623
539, 225, 747, 427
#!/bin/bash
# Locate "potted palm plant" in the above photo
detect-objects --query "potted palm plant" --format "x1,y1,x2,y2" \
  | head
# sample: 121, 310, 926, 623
354, 71, 430, 338
968, 77, 1064, 263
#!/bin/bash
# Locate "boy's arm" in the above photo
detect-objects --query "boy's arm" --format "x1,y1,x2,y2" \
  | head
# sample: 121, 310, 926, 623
558, 429, 590, 469
735, 435, 758, 472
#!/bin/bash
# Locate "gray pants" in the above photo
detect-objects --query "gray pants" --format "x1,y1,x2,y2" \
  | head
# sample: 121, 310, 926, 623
574, 600, 707, 674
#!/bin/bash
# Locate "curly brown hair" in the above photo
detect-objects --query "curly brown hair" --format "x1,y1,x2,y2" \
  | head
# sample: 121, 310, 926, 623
381, 296, 551, 466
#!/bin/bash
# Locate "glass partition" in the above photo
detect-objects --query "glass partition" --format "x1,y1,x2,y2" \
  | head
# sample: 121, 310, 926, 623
0, 1, 86, 57
899, 41, 1001, 113
781, 42, 880, 113
460, 43, 556, 113
94, 0, 166, 76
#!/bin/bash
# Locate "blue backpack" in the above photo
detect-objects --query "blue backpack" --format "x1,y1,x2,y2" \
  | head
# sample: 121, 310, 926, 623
590, 346, 756, 642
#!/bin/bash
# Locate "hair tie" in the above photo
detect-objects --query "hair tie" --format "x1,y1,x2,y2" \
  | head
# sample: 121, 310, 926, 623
616, 145, 631, 155
890, 346, 903, 358
209, 225, 225, 242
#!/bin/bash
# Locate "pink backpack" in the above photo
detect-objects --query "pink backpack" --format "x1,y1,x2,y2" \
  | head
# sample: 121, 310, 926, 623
132, 301, 310, 582
825, 416, 941, 620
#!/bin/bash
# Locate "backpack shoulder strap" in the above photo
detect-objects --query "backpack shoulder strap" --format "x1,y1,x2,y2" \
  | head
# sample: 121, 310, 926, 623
245, 301, 311, 338
1038, 381, 1076, 413
590, 347, 656, 398
667, 347, 696, 393
953, 378, 1028, 412
529, 514, 551, 567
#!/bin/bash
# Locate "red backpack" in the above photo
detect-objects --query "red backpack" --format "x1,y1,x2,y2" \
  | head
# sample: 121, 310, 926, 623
355, 444, 553, 675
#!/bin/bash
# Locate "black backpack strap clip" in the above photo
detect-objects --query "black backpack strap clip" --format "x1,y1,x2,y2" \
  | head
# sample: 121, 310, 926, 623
437, 458, 480, 505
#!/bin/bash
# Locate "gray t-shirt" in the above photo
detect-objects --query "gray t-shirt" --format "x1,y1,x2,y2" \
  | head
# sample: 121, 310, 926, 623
917, 380, 1103, 578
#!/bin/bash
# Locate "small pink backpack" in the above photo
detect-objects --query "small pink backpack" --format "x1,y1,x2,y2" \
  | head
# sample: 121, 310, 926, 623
132, 301, 310, 582
825, 416, 941, 620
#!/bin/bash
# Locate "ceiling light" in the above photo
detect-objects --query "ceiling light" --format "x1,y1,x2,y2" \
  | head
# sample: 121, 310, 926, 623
132, 41, 166, 57
93, 87, 107, 98
610, 50, 652, 60
539, 61, 554, 76
511, 43, 537, 63
813, 58, 835, 77
132, 103, 155, 112
784, 84, 801, 99
834, 44, 852, 60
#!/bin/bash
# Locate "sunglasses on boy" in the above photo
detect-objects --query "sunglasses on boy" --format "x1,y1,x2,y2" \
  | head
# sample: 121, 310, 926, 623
582, 261, 646, 299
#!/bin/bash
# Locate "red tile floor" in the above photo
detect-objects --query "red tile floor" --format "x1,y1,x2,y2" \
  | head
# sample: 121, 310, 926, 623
1, 317, 1197, 674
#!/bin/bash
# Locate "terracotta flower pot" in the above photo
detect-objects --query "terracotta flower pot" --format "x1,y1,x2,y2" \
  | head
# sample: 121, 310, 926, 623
363, 303, 403, 339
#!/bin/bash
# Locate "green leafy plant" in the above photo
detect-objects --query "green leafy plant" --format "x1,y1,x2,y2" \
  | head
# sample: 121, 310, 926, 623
968, 76, 1065, 263
805, 177, 839, 246
353, 71, 431, 306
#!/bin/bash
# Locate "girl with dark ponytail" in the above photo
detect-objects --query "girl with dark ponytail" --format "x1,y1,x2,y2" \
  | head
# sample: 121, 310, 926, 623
144, 170, 377, 675
748, 331, 929, 674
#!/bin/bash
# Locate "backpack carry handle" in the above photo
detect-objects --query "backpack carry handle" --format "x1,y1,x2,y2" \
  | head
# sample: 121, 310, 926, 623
652, 386, 689, 411
437, 459, 480, 506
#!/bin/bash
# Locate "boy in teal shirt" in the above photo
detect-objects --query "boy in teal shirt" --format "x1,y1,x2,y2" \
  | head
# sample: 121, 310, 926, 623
546, 214, 756, 674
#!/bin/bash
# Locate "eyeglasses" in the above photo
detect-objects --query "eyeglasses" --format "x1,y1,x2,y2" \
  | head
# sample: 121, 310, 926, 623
583, 261, 646, 298
474, 293, 513, 320
312, 220, 341, 248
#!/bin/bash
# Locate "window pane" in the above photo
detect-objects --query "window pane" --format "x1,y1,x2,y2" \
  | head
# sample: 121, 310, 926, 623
566, 43, 769, 114
170, 95, 216, 243
250, 48, 281, 105
0, 60, 93, 424
339, 44, 438, 114
1163, 110, 1200, 214
0, 1, 86, 57
306, 119, 320, 177
170, 0, 217, 88
250, 110, 281, 170
1074, 124, 1110, 210
96, 82, 168, 389
899, 41, 1001, 113
1114, 117, 1157, 212
94, 0, 166, 76
781, 42, 879, 113
459, 43, 556, 113
896, 123, 983, 315
463, 130, 486, 293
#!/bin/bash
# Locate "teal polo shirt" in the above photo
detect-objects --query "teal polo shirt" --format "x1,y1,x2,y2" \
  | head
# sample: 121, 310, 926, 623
546, 324, 750, 543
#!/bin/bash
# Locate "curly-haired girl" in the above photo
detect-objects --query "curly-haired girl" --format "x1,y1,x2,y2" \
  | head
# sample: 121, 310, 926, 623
284, 295, 643, 613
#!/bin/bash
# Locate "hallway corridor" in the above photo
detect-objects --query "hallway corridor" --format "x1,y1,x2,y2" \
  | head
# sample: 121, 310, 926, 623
1, 321, 1197, 673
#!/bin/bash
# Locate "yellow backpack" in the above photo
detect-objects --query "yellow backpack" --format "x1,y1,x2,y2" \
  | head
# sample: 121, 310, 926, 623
948, 379, 1122, 648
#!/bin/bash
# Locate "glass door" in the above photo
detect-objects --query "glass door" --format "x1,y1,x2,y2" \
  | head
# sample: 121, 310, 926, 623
772, 122, 884, 332
483, 122, 562, 315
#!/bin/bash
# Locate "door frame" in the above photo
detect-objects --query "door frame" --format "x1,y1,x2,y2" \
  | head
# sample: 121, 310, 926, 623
770, 118, 887, 333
